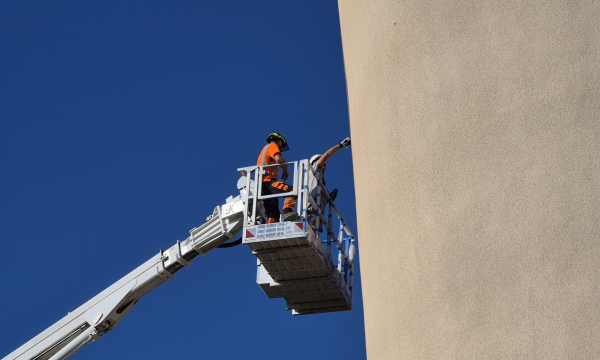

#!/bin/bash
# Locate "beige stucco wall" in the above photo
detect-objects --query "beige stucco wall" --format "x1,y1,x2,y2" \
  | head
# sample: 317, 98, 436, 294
337, 1, 600, 359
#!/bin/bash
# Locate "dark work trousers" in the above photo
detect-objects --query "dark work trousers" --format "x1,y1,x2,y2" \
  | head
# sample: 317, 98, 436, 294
261, 179, 296, 222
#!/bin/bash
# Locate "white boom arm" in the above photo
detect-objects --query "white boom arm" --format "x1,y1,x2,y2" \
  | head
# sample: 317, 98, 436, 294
5, 160, 359, 359
3, 195, 247, 360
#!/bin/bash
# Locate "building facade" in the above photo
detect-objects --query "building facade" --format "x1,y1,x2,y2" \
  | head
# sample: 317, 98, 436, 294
338, 1, 600, 358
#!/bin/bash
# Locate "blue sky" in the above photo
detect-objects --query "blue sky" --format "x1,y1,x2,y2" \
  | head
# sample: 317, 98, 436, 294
0, 1, 364, 359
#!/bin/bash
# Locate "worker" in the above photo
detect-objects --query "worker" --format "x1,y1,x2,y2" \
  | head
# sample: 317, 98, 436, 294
309, 137, 351, 194
257, 132, 298, 223
307, 137, 351, 228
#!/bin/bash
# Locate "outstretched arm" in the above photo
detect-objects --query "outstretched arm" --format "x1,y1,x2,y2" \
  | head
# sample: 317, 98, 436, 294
316, 137, 351, 168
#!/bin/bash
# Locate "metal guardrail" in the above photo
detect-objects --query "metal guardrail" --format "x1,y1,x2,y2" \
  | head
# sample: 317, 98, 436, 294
237, 159, 356, 299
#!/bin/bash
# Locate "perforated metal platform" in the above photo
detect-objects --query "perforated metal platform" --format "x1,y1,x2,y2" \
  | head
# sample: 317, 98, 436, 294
243, 221, 352, 315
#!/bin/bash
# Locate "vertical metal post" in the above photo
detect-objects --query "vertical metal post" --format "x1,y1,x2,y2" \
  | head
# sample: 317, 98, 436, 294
343, 236, 350, 276
298, 161, 308, 221
291, 161, 298, 197
315, 167, 322, 242
348, 237, 356, 303
325, 189, 335, 258
294, 161, 301, 215
244, 171, 252, 225
338, 219, 344, 273
253, 167, 262, 225
300, 161, 308, 220
338, 222, 344, 256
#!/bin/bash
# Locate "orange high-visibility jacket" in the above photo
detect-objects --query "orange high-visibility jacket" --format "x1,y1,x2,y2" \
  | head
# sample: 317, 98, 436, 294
257, 143, 281, 182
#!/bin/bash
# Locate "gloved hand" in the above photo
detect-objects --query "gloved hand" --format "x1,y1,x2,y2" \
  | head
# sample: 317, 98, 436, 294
329, 188, 338, 201
339, 137, 351, 148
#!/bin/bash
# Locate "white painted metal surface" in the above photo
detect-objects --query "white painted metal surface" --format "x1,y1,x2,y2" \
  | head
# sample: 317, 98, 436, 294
239, 160, 356, 316
3, 196, 245, 360
4, 160, 357, 360
245, 222, 352, 315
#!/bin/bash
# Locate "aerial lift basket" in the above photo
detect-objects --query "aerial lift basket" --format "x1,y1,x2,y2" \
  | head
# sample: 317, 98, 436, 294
238, 160, 356, 315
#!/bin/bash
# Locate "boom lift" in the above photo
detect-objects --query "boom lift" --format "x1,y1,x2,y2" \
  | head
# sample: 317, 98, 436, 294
3, 160, 357, 360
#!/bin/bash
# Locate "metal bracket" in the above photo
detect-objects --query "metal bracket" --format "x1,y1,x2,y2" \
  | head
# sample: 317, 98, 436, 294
82, 279, 137, 330
157, 250, 175, 282
219, 206, 237, 241
175, 240, 192, 268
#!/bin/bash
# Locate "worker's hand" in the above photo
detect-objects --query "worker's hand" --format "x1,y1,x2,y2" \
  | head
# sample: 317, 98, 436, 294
339, 137, 351, 148
282, 168, 290, 181
329, 188, 338, 201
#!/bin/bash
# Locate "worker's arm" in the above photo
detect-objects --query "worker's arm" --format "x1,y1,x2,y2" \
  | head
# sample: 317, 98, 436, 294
273, 152, 290, 181
316, 137, 351, 168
